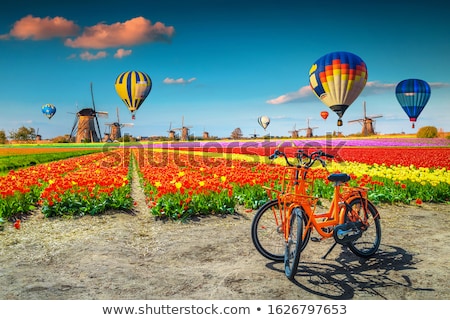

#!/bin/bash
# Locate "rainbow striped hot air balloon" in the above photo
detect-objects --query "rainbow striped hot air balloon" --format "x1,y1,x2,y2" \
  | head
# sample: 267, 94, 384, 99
114, 71, 152, 119
309, 51, 368, 126
395, 79, 431, 129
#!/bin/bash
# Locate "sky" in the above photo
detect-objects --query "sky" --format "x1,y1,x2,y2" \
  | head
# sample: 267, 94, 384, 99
1, 0, 449, 140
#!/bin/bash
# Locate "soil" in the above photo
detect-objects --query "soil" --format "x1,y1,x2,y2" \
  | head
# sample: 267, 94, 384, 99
0, 166, 449, 300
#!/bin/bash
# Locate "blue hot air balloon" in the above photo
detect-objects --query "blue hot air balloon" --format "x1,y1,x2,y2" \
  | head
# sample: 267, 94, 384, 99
395, 79, 431, 128
41, 103, 56, 119
309, 51, 368, 126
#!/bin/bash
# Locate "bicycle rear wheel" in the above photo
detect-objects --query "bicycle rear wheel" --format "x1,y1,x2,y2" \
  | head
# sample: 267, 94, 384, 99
345, 197, 381, 257
251, 200, 285, 261
284, 207, 304, 280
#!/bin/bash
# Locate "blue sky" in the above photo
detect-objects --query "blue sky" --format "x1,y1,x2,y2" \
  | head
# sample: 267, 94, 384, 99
1, 0, 449, 140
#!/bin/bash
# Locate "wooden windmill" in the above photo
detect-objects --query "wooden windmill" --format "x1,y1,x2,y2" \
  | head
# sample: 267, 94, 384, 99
172, 116, 193, 141
167, 122, 177, 140
249, 129, 259, 139
298, 118, 318, 138
202, 127, 210, 139
348, 101, 382, 136
69, 83, 108, 143
288, 124, 299, 138
104, 107, 133, 142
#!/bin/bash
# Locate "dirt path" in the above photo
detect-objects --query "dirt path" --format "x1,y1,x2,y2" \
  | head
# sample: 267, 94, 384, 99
0, 163, 448, 300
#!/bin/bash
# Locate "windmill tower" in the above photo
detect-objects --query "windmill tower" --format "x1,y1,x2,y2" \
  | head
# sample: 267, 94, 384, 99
249, 129, 259, 139
104, 107, 133, 142
167, 122, 177, 140
348, 101, 382, 136
202, 127, 210, 139
288, 124, 299, 138
172, 116, 193, 141
69, 83, 108, 143
298, 118, 318, 138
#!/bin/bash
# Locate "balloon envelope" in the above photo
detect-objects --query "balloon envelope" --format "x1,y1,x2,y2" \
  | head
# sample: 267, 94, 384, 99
258, 115, 270, 130
41, 103, 56, 119
309, 51, 368, 125
395, 79, 430, 126
320, 111, 329, 120
115, 71, 152, 117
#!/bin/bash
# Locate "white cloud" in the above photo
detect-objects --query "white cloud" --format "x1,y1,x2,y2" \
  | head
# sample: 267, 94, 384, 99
163, 77, 197, 84
266, 85, 313, 104
114, 48, 132, 58
79, 51, 107, 61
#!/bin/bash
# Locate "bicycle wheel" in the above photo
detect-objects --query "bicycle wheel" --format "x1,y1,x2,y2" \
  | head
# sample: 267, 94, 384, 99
251, 199, 285, 261
345, 197, 381, 257
284, 207, 304, 280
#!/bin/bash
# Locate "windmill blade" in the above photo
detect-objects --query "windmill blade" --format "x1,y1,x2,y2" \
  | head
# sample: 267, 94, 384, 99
96, 111, 109, 118
90, 82, 103, 141
116, 107, 120, 123
121, 123, 134, 128
348, 119, 364, 124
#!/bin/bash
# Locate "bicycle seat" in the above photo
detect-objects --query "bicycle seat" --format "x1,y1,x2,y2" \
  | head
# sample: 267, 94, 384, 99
327, 173, 351, 182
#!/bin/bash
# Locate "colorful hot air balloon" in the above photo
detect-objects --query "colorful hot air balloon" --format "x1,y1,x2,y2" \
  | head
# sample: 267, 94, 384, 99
41, 103, 56, 119
258, 115, 270, 130
395, 79, 431, 129
309, 51, 368, 126
114, 71, 152, 119
320, 110, 329, 120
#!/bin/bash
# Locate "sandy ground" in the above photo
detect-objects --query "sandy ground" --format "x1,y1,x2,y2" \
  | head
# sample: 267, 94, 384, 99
0, 166, 448, 300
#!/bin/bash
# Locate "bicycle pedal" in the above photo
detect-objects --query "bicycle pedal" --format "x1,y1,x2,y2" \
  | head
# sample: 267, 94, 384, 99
311, 237, 322, 242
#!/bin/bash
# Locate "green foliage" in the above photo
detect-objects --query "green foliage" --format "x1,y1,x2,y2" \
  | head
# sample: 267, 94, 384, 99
233, 184, 269, 209
416, 126, 438, 138
0, 130, 6, 144
0, 185, 41, 219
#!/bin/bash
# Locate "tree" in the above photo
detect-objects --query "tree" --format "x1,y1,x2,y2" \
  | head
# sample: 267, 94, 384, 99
231, 127, 243, 139
9, 126, 36, 141
416, 126, 438, 138
0, 130, 7, 144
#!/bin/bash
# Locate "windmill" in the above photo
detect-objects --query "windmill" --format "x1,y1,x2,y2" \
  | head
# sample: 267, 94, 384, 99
167, 122, 177, 140
249, 129, 259, 139
172, 116, 193, 141
288, 124, 299, 138
298, 118, 318, 138
69, 83, 108, 143
104, 107, 133, 142
348, 101, 382, 136
202, 127, 210, 139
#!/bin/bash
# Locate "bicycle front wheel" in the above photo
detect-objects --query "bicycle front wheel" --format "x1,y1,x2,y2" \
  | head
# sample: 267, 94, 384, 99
345, 197, 381, 257
284, 207, 304, 280
251, 199, 285, 261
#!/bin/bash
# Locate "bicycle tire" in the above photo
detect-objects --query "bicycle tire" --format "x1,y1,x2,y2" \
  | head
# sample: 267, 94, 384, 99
284, 207, 304, 280
251, 199, 285, 261
345, 197, 381, 257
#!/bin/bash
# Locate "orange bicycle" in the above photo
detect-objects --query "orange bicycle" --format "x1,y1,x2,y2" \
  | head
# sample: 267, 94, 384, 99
251, 149, 381, 280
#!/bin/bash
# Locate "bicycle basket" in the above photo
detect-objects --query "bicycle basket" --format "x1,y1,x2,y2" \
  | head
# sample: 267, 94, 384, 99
281, 166, 315, 197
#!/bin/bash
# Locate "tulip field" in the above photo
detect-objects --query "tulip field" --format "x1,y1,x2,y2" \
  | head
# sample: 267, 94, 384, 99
0, 137, 449, 228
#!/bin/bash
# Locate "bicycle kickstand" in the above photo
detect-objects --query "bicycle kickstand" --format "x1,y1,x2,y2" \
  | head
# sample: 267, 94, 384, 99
322, 242, 338, 259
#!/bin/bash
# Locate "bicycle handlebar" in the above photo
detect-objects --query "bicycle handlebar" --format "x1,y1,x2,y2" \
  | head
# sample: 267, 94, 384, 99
269, 149, 334, 168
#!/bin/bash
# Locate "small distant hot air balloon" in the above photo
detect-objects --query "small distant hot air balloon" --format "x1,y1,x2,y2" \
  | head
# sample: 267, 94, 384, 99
395, 79, 431, 129
320, 111, 329, 120
114, 71, 152, 120
258, 115, 270, 130
41, 103, 56, 119
309, 51, 368, 126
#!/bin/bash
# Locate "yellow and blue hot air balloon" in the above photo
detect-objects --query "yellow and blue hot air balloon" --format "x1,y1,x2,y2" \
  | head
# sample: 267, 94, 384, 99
41, 103, 56, 119
395, 79, 431, 128
114, 71, 152, 119
258, 115, 270, 130
309, 51, 368, 126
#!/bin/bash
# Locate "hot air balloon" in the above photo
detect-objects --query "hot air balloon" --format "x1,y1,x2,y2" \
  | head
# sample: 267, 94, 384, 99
309, 51, 368, 126
114, 71, 152, 120
41, 103, 56, 119
395, 79, 431, 129
258, 115, 270, 130
320, 110, 329, 120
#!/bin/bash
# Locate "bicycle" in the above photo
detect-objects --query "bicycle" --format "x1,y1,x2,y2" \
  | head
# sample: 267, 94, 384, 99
251, 149, 381, 280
